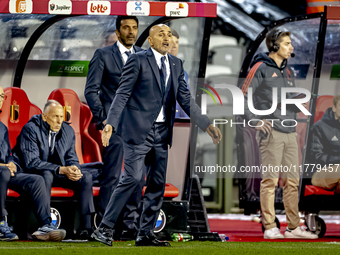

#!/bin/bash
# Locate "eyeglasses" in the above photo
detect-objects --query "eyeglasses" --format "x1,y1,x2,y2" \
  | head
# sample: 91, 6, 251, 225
0, 94, 7, 101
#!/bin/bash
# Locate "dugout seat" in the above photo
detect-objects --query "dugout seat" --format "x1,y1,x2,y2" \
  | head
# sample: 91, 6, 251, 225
0, 87, 41, 148
314, 95, 334, 123
7, 184, 179, 199
47, 88, 102, 164
304, 185, 334, 197
88, 122, 103, 154
0, 88, 90, 200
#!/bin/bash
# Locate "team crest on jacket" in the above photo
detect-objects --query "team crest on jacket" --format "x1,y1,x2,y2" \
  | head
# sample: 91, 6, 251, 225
154, 209, 166, 233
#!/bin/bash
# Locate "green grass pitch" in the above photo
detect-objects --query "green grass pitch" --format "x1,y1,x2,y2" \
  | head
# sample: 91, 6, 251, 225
1, 241, 340, 255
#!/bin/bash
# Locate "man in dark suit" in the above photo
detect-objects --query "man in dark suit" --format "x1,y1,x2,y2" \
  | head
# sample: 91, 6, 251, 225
84, 16, 143, 237
91, 24, 222, 247
1, 87, 66, 242
13, 100, 95, 239
169, 29, 189, 119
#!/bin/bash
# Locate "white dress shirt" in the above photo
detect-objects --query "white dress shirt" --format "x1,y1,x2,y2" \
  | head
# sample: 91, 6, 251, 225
117, 40, 135, 64
151, 48, 170, 123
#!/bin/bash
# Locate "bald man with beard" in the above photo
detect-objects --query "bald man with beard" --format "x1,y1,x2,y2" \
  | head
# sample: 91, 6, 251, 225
91, 24, 222, 247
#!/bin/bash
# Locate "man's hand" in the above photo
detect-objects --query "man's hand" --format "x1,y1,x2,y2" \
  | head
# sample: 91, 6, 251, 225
102, 124, 113, 147
7, 162, 17, 177
255, 119, 272, 134
103, 119, 107, 125
59, 166, 83, 181
206, 124, 222, 145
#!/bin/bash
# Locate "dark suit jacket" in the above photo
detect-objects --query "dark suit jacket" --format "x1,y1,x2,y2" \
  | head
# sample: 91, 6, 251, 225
13, 115, 80, 174
106, 48, 211, 146
0, 121, 21, 171
85, 43, 143, 127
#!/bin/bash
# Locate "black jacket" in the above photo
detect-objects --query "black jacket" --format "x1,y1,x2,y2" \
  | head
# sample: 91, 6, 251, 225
241, 53, 298, 133
0, 121, 20, 171
84, 43, 143, 127
106, 48, 211, 146
310, 108, 340, 165
13, 115, 80, 174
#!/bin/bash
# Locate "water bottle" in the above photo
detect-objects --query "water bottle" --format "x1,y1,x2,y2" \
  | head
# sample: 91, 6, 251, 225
218, 234, 229, 242
171, 233, 194, 242
194, 232, 223, 241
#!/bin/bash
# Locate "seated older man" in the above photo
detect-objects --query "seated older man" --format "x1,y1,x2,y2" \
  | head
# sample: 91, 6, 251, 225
13, 100, 95, 239
0, 86, 66, 241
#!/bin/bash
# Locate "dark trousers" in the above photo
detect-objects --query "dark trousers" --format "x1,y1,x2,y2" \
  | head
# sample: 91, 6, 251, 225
100, 132, 143, 232
102, 123, 169, 236
0, 166, 50, 226
98, 132, 123, 216
39, 170, 95, 229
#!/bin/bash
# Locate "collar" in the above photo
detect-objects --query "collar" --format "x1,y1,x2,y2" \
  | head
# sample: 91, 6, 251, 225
151, 47, 168, 65
116, 40, 134, 55
333, 111, 340, 122
42, 119, 51, 135
49, 130, 58, 135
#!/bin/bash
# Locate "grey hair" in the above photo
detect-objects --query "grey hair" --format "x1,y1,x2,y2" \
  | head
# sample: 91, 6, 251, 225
43, 100, 62, 113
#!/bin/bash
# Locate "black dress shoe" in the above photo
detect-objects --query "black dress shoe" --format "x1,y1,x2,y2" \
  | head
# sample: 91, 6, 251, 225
78, 229, 90, 240
91, 227, 113, 246
120, 229, 138, 241
135, 233, 171, 247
